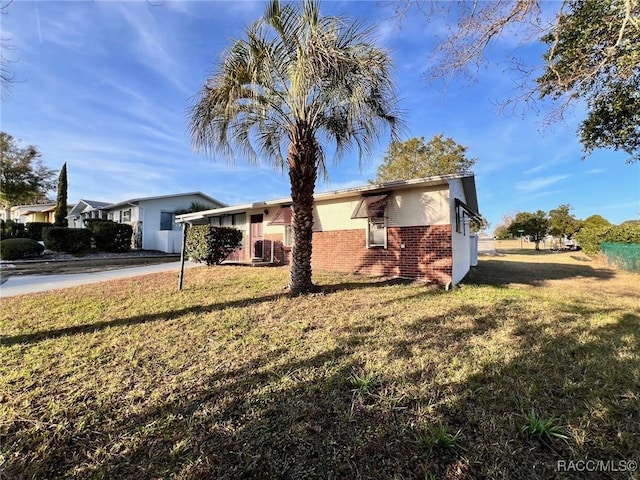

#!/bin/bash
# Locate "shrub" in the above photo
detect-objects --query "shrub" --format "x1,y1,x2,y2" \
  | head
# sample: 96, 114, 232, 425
575, 223, 640, 256
26, 222, 53, 241
42, 227, 92, 253
0, 238, 45, 260
86, 220, 133, 252
185, 225, 243, 265
0, 220, 27, 239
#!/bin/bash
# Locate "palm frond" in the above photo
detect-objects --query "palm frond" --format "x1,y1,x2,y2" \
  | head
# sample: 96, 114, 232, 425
189, 0, 401, 174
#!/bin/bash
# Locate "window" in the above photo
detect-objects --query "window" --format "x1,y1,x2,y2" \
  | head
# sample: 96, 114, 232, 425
120, 209, 131, 223
284, 226, 293, 247
160, 211, 174, 231
268, 206, 292, 247
232, 213, 246, 227
232, 214, 246, 246
212, 214, 246, 245
107, 212, 114, 221
368, 218, 386, 248
351, 194, 391, 249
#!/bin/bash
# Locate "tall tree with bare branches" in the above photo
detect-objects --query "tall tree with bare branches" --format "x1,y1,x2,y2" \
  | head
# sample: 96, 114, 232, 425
394, 0, 640, 162
1, 0, 17, 98
190, 0, 401, 294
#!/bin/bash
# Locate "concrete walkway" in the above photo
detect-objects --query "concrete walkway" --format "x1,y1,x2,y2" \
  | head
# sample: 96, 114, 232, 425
0, 261, 200, 298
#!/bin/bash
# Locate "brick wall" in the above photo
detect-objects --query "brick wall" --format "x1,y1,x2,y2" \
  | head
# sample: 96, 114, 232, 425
311, 225, 452, 284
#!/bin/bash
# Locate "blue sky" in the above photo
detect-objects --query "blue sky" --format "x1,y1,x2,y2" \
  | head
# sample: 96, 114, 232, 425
2, 0, 639, 231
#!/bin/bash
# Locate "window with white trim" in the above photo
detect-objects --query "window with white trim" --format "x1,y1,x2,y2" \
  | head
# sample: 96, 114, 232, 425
351, 193, 391, 249
284, 225, 293, 247
267, 206, 293, 247
367, 217, 387, 248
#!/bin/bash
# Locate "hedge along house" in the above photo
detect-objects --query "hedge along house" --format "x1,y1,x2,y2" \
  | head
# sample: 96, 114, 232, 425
177, 174, 481, 286
68, 193, 226, 253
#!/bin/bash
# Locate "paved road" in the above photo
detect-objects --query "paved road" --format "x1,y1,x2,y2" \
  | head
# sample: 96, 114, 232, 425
0, 261, 200, 298
478, 237, 497, 254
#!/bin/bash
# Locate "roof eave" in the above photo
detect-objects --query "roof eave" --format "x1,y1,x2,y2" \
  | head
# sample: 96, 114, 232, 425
176, 174, 475, 224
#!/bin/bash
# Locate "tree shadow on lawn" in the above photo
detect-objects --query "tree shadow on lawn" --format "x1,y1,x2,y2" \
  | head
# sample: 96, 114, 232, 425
464, 258, 617, 287
0, 293, 284, 347
6, 290, 638, 480
1, 277, 420, 348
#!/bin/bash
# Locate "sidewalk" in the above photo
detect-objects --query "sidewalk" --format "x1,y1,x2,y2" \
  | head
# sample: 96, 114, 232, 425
0, 261, 200, 298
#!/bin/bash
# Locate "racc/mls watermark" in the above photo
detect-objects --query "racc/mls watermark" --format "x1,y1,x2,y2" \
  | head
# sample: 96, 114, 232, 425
556, 459, 637, 473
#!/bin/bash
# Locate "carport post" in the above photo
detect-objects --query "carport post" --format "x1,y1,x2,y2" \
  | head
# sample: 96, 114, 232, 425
178, 222, 189, 291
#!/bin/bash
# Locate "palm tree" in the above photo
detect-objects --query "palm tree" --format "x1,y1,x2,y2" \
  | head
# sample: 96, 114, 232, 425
189, 0, 401, 295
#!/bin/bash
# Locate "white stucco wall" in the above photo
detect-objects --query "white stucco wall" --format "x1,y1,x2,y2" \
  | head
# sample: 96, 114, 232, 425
449, 178, 473, 285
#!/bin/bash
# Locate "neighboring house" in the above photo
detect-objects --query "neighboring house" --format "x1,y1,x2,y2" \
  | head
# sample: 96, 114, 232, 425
4, 203, 75, 224
67, 192, 226, 254
102, 192, 225, 253
176, 174, 481, 286
67, 200, 113, 228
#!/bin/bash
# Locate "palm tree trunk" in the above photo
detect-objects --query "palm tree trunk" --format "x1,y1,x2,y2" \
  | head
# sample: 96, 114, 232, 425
288, 124, 317, 295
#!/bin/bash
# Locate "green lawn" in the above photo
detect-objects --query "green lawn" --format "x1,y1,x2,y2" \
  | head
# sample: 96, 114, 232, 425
1, 253, 639, 479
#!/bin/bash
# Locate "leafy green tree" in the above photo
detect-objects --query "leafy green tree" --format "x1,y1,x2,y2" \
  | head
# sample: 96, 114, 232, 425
174, 202, 221, 215
189, 0, 400, 295
548, 204, 581, 239
396, 0, 640, 162
621, 219, 640, 226
538, 0, 640, 162
582, 214, 612, 230
53, 163, 68, 227
0, 132, 56, 207
508, 210, 549, 250
372, 134, 476, 183
493, 225, 511, 240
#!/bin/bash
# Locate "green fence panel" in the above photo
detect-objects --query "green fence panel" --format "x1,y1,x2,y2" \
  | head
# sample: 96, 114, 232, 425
600, 242, 640, 273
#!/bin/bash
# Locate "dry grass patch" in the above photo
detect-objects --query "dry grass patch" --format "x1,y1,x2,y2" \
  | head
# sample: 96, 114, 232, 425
1, 255, 639, 479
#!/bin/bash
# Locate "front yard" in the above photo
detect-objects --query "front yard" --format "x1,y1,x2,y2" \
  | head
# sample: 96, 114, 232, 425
1, 253, 638, 479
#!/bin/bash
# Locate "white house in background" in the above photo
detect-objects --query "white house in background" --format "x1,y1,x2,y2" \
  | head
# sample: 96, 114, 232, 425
67, 200, 113, 228
68, 192, 225, 254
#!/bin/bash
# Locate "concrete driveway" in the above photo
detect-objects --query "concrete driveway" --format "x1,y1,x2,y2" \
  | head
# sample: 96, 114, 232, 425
0, 261, 200, 298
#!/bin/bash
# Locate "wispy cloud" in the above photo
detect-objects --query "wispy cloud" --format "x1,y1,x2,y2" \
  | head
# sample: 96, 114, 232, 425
516, 174, 570, 193
109, 3, 192, 96
523, 164, 549, 175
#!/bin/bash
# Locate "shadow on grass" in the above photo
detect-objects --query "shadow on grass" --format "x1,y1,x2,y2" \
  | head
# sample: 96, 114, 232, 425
464, 258, 616, 287
1, 278, 418, 347
3, 276, 639, 479
319, 276, 415, 293
0, 293, 284, 347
